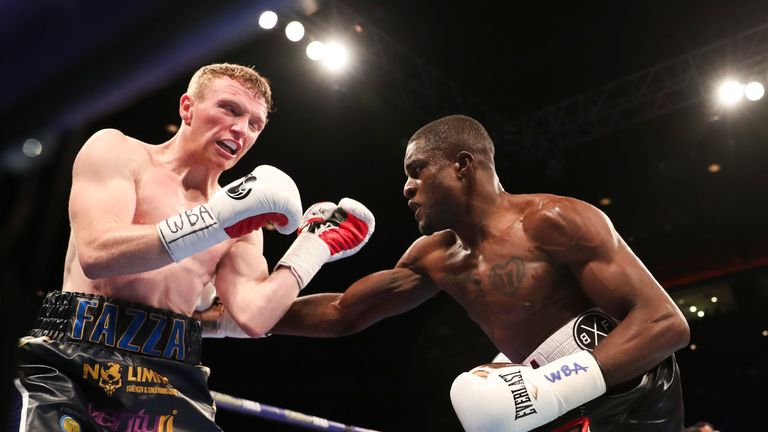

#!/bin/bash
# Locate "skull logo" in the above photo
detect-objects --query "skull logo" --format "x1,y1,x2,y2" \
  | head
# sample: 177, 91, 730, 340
98, 362, 122, 396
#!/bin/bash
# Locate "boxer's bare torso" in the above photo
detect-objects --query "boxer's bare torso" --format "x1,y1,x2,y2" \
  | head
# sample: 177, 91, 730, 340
62, 131, 262, 316
402, 194, 593, 362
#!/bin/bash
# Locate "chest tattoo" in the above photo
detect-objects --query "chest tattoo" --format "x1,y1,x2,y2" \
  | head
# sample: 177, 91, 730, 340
489, 257, 525, 296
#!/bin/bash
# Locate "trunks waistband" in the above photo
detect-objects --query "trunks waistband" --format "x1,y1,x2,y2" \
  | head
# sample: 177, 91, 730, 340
523, 307, 619, 368
29, 291, 202, 365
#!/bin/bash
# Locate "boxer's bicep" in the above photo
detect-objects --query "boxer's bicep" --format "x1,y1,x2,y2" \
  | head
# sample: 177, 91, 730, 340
548, 202, 689, 385
68, 131, 161, 276
527, 197, 635, 315
575, 241, 660, 318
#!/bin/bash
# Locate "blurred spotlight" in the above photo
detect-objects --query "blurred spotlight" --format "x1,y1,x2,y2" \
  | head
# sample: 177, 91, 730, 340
285, 21, 305, 42
306, 40, 326, 61
717, 80, 744, 106
689, 305, 697, 313
165, 124, 178, 134
710, 296, 718, 303
22, 138, 43, 158
322, 41, 349, 72
599, 197, 612, 206
707, 163, 721, 173
744, 81, 764, 101
258, 11, 278, 30
353, 23, 364, 33
689, 344, 697, 350
762, 330, 768, 337
697, 310, 705, 318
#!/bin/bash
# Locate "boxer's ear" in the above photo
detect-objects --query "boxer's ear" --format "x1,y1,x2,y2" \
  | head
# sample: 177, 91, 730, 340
180, 94, 193, 125
456, 151, 474, 179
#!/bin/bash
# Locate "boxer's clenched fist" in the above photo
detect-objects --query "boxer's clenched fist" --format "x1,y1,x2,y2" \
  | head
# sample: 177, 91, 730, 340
278, 198, 375, 288
157, 165, 302, 262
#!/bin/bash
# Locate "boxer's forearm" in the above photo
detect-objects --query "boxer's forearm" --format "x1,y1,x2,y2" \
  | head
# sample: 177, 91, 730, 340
592, 307, 689, 386
220, 268, 301, 338
270, 293, 352, 337
75, 224, 174, 278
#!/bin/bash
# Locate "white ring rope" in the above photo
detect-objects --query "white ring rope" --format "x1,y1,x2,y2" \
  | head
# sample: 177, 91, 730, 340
211, 391, 382, 431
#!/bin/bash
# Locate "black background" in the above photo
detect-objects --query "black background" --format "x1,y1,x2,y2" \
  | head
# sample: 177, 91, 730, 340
3, 1, 768, 430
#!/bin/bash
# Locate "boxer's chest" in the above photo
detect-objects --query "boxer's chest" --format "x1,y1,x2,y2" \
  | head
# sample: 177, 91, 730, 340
130, 169, 231, 267
132, 170, 209, 224
432, 230, 566, 315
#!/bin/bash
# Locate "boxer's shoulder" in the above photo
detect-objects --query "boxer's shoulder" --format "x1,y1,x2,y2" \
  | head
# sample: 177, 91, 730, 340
76, 128, 151, 170
399, 230, 456, 269
523, 195, 611, 250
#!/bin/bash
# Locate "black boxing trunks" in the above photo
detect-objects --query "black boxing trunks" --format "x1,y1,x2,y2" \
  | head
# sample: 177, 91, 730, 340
525, 309, 685, 432
8, 291, 221, 432
536, 355, 683, 432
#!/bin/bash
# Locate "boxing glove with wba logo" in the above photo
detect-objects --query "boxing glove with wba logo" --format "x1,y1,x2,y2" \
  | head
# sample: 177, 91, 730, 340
450, 350, 606, 432
277, 198, 375, 288
157, 165, 302, 262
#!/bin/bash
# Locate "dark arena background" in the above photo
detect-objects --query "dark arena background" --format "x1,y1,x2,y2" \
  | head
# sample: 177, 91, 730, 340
2, 1, 768, 430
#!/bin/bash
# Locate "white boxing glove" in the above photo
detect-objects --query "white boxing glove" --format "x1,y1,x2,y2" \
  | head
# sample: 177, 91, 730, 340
450, 350, 606, 432
195, 283, 255, 338
157, 165, 302, 262
493, 352, 512, 363
277, 197, 375, 289
202, 310, 253, 338
196, 282, 218, 312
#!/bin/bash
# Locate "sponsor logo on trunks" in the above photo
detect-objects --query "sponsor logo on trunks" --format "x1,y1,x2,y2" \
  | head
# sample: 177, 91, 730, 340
83, 362, 179, 397
59, 415, 82, 432
71, 298, 187, 361
572, 310, 616, 350
88, 404, 177, 432
497, 370, 538, 420
95, 362, 123, 396
226, 173, 257, 200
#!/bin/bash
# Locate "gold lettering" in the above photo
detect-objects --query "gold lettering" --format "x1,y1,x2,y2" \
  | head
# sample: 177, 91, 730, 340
142, 368, 159, 383
83, 363, 99, 380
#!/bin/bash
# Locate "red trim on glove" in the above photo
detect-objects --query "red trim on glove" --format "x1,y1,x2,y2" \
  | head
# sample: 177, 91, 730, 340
319, 213, 369, 255
551, 416, 590, 432
224, 213, 289, 238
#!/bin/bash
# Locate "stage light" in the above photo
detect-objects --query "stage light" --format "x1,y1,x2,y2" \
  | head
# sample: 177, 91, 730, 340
306, 40, 326, 61
22, 138, 42, 158
285, 21, 305, 42
717, 80, 744, 106
322, 41, 349, 72
744, 81, 764, 101
258, 11, 278, 30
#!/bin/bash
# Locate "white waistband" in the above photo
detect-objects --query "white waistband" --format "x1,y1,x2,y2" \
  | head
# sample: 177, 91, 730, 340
521, 308, 618, 368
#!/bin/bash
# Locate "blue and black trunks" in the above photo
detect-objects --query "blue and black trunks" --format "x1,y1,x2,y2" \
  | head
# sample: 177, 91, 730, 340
9, 290, 221, 432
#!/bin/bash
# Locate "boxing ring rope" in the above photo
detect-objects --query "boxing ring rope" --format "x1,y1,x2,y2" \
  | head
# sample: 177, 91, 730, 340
211, 391, 382, 432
